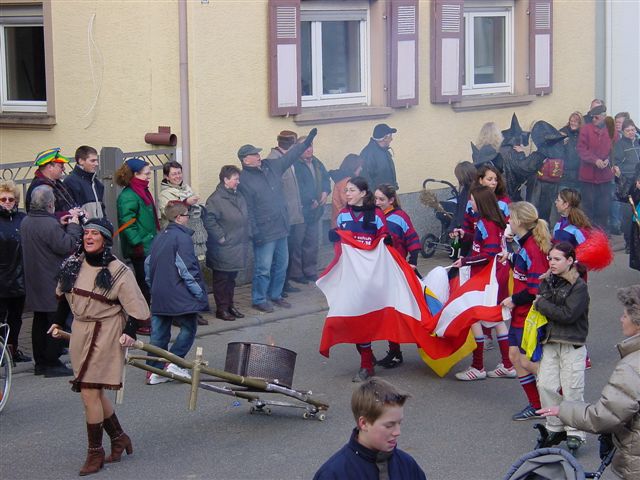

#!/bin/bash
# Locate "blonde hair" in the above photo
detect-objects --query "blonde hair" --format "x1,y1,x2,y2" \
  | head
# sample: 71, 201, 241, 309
477, 122, 503, 151
0, 180, 20, 204
509, 201, 551, 254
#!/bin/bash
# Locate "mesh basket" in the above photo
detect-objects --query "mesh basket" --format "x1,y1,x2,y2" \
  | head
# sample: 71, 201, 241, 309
224, 342, 297, 388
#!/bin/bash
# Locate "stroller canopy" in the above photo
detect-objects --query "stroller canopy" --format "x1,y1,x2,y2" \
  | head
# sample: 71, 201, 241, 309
503, 448, 586, 480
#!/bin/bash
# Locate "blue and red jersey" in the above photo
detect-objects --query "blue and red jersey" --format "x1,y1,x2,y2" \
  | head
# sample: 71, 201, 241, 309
382, 207, 421, 263
462, 194, 510, 242
462, 218, 505, 275
336, 206, 388, 246
510, 230, 549, 328
553, 217, 588, 247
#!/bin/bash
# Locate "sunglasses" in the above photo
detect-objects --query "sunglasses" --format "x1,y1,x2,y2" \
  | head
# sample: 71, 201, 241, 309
0, 197, 16, 203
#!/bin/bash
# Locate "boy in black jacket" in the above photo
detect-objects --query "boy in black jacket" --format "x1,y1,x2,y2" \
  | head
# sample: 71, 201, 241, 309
313, 378, 427, 480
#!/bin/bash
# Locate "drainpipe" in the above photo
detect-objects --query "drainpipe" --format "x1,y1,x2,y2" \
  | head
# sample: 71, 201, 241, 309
179, 0, 191, 183
604, 0, 612, 109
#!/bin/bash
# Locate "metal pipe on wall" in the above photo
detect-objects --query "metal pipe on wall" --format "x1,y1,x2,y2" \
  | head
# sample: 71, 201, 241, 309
179, 0, 191, 183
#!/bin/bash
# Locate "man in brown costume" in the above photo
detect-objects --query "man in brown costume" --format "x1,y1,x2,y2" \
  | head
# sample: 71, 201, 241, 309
50, 217, 150, 476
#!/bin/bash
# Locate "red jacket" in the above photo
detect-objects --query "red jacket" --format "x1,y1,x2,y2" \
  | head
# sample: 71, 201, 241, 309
577, 123, 614, 184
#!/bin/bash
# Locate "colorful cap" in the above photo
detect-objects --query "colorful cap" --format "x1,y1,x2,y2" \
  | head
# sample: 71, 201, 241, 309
34, 148, 70, 166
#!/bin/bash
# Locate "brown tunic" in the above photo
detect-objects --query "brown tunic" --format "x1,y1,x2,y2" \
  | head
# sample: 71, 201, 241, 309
57, 258, 150, 391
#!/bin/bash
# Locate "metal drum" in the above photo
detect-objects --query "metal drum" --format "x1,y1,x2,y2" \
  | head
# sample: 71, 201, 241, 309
224, 342, 297, 388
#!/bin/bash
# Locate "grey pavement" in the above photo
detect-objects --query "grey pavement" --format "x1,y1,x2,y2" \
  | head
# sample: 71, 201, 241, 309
1, 234, 634, 480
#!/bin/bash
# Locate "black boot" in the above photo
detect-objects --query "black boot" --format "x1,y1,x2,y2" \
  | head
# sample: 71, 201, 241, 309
376, 350, 404, 369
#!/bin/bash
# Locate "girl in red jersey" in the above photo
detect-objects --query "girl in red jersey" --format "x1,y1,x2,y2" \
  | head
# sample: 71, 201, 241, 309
498, 202, 551, 421
373, 183, 421, 369
452, 186, 514, 380
332, 176, 389, 382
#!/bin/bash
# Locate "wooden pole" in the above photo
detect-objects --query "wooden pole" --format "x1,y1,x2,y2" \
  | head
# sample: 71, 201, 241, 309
188, 347, 204, 411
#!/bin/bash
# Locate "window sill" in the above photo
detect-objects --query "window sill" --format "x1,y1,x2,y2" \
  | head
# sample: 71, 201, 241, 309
294, 105, 392, 126
451, 94, 536, 112
0, 113, 56, 130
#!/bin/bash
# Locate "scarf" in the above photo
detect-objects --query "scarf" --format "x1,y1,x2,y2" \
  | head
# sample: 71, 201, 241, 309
129, 177, 161, 230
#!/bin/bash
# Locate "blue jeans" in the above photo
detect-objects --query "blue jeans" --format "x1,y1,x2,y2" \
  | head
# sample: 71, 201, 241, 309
252, 237, 288, 305
147, 313, 197, 369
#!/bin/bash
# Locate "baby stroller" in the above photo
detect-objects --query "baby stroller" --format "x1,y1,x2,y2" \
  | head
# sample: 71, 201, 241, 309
419, 178, 459, 258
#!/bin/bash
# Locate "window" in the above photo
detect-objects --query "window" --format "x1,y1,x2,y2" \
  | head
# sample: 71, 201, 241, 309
300, 5, 368, 107
462, 3, 513, 95
0, 4, 47, 113
431, 0, 553, 105
268, 0, 419, 117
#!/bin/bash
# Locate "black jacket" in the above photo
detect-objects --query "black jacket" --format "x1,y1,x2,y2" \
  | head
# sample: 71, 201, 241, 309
0, 207, 26, 298
293, 156, 331, 223
559, 126, 581, 183
313, 429, 427, 480
360, 139, 398, 190
536, 268, 589, 346
63, 165, 106, 219
238, 142, 308, 245
25, 170, 76, 217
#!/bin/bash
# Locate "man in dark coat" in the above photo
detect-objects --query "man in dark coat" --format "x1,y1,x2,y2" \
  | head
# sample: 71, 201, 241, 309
237, 128, 317, 313
360, 123, 398, 190
145, 201, 209, 385
25, 148, 77, 218
289, 136, 331, 283
63, 145, 106, 219
21, 185, 83, 377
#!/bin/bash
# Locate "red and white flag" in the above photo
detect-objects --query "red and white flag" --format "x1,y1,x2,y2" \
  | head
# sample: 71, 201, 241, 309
317, 231, 504, 362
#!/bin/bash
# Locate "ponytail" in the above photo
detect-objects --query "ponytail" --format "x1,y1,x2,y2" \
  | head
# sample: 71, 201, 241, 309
510, 201, 551, 254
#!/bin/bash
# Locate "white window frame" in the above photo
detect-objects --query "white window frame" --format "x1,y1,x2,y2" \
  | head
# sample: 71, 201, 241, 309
0, 9, 47, 113
462, 1, 514, 96
300, 1, 370, 108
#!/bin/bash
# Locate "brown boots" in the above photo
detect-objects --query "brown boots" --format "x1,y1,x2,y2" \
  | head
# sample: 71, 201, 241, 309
79, 422, 105, 476
103, 413, 133, 463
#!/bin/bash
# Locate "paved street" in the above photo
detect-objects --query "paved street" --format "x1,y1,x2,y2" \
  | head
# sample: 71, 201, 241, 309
1, 247, 637, 480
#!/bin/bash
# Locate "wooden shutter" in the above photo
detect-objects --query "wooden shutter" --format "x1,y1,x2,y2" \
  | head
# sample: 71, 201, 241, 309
430, 0, 464, 104
529, 0, 553, 95
268, 0, 301, 116
389, 0, 419, 107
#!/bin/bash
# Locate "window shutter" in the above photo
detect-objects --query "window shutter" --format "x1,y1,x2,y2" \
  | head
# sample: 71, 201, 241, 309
430, 0, 463, 104
389, 0, 419, 107
529, 0, 553, 95
268, 0, 301, 116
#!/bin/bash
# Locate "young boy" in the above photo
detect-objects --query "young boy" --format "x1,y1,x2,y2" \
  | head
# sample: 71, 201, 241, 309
313, 378, 427, 479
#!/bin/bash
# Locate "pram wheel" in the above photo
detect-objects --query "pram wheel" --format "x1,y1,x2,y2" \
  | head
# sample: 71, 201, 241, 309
566, 436, 583, 454
534, 423, 566, 449
421, 234, 438, 258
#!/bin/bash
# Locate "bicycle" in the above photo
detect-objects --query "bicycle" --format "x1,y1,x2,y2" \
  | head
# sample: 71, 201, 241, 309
0, 322, 12, 413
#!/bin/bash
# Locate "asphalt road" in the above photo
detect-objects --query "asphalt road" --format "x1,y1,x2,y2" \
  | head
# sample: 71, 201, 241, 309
1, 253, 637, 480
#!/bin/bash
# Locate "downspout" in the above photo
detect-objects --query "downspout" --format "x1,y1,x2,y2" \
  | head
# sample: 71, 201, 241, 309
604, 0, 612, 108
179, 0, 191, 183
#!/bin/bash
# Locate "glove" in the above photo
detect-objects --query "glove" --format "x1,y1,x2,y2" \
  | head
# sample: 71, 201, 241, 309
328, 229, 340, 243
303, 128, 318, 148
598, 434, 614, 460
383, 235, 393, 246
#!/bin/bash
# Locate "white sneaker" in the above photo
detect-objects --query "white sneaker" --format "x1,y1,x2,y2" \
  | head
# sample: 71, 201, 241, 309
147, 373, 172, 385
487, 363, 517, 378
455, 366, 487, 381
166, 363, 191, 379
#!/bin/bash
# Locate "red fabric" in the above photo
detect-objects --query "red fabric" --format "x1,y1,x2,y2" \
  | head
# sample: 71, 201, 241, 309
576, 228, 613, 271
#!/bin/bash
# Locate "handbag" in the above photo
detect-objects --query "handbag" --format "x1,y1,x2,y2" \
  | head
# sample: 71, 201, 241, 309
521, 305, 548, 361
537, 158, 564, 183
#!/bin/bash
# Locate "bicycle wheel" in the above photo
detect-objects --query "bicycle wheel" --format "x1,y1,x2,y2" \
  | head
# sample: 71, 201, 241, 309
0, 341, 12, 413
421, 233, 438, 258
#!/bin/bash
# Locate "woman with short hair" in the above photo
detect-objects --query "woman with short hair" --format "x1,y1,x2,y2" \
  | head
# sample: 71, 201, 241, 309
204, 165, 250, 321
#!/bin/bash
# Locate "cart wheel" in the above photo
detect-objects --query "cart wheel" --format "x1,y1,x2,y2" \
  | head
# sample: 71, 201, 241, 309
265, 408, 272, 415
317, 414, 326, 422
303, 412, 310, 419
421, 234, 438, 258
249, 407, 256, 414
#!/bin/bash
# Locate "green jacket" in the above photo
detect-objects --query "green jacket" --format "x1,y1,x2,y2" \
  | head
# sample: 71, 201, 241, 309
117, 187, 158, 258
